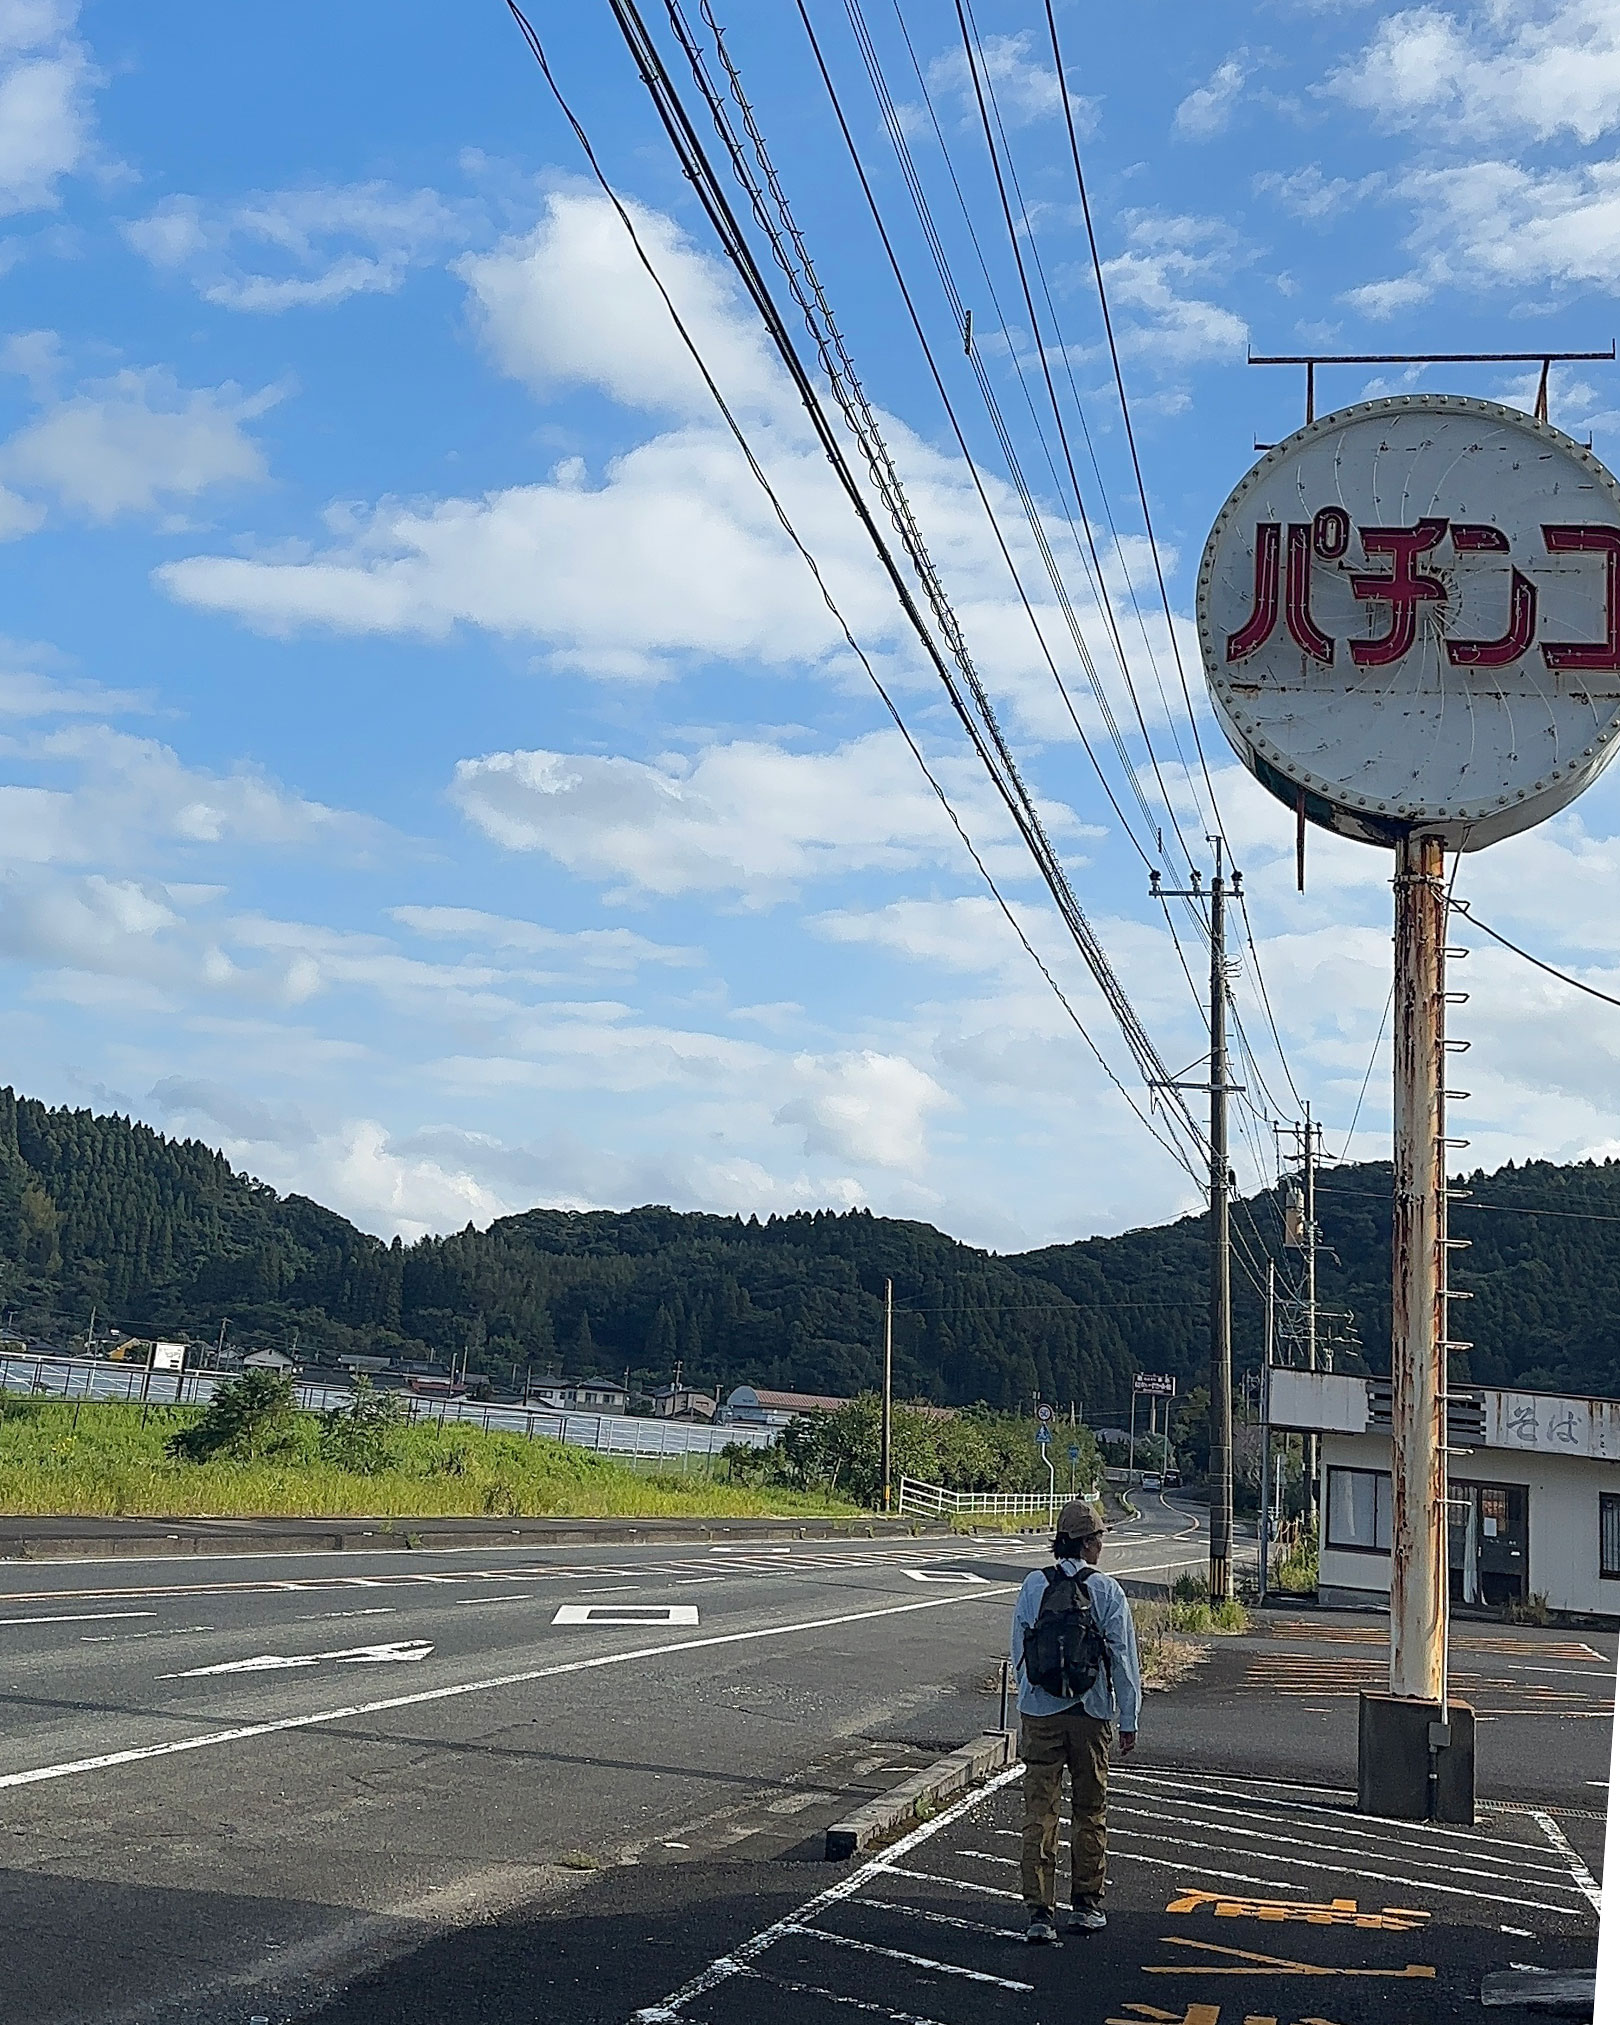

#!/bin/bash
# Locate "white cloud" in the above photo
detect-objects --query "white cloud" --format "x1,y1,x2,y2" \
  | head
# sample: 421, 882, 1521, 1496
124, 181, 475, 312
1329, 0, 1620, 146
1345, 159, 1620, 315
458, 188, 786, 420
1098, 215, 1249, 365
1254, 165, 1380, 220
777, 1049, 950, 1171
2, 365, 278, 521
1175, 56, 1249, 139
388, 905, 696, 971
448, 731, 1078, 903
813, 896, 1028, 973
923, 30, 1093, 132
0, 1, 96, 218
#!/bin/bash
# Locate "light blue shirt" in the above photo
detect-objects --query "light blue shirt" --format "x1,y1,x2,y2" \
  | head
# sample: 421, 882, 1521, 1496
1010, 1559, 1143, 1732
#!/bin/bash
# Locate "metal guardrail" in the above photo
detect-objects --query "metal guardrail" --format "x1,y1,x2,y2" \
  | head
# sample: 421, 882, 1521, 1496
896, 1475, 1056, 1518
0, 1355, 775, 1459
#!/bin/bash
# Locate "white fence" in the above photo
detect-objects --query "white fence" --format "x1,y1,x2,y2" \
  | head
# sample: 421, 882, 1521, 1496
896, 1475, 1056, 1519
0, 1354, 773, 1460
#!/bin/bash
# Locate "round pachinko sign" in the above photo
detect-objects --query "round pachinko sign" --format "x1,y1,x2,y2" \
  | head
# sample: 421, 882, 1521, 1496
1197, 395, 1620, 850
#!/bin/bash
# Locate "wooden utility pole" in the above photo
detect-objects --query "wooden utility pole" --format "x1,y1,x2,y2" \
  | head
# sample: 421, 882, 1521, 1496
880, 1278, 893, 1513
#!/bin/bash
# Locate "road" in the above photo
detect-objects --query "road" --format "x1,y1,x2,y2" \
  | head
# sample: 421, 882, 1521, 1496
0, 1496, 1209, 2025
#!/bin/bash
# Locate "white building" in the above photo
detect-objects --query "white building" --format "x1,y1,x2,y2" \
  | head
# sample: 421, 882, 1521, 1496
525, 1375, 628, 1413
1268, 1366, 1620, 1619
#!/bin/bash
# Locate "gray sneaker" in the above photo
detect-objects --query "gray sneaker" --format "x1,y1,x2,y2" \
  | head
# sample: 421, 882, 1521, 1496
1065, 1903, 1107, 1933
1023, 1908, 1058, 1944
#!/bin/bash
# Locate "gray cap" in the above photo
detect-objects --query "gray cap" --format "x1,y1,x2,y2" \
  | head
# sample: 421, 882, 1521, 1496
1056, 1498, 1106, 1540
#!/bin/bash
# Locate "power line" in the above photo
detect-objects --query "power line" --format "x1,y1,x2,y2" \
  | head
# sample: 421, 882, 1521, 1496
502, 0, 1203, 1186
1040, 0, 1224, 842
1452, 899, 1620, 1010
1340, 982, 1394, 1161
609, 0, 1205, 1158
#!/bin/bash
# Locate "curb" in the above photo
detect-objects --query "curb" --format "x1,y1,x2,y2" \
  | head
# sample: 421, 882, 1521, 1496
0, 1514, 952, 1563
1481, 1968, 1594, 2014
825, 1730, 1017, 1860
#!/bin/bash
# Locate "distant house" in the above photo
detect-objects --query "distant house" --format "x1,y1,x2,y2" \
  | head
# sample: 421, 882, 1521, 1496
244, 1349, 295, 1373
721, 1385, 850, 1429
527, 1375, 629, 1413
651, 1385, 717, 1423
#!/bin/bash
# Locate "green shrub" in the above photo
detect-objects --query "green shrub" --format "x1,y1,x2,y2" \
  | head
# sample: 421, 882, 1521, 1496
318, 1378, 406, 1475
167, 1369, 298, 1464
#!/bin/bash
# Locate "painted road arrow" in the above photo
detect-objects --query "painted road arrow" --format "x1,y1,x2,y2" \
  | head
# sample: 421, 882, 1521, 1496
160, 1641, 433, 1679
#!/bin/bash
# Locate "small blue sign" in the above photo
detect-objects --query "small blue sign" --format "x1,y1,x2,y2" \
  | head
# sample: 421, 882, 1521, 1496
1036, 1425, 1051, 1446
1068, 1444, 1080, 1463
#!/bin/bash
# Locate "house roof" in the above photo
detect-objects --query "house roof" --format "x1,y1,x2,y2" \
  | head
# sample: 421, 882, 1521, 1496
735, 1386, 849, 1414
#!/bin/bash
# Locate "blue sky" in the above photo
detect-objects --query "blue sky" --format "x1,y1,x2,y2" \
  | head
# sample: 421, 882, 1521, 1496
3, 0, 1620, 1251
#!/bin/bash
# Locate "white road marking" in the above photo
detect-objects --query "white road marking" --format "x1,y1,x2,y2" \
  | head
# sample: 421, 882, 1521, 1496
158, 1641, 434, 1679
902, 1570, 987, 1585
1530, 1809, 1604, 1914
630, 1763, 1023, 2021
553, 1604, 700, 1627
855, 1897, 1018, 1940
786, 1923, 1031, 1990
0, 1611, 156, 1626
0, 1586, 1012, 1793
1100, 1795, 1579, 1881
747, 1968, 951, 2025
880, 1864, 1020, 1902
1110, 1819, 1584, 1914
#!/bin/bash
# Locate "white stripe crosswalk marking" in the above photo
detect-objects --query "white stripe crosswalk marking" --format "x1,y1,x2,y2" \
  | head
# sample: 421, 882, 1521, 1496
1530, 1809, 1603, 1914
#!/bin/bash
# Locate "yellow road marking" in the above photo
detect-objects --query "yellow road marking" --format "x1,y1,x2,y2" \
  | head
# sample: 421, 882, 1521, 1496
1106, 2007, 1348, 2024
1165, 1888, 1429, 1932
1144, 1936, 1436, 1979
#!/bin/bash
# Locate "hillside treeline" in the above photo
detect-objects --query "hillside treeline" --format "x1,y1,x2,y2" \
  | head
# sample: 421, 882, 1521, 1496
0, 1087, 1614, 1407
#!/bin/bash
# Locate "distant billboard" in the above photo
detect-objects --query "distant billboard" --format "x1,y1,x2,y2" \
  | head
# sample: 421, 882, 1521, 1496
150, 1342, 186, 1372
1134, 1373, 1176, 1398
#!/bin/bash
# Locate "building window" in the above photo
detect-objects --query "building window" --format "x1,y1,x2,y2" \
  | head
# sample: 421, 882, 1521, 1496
1326, 1466, 1393, 1554
1601, 1496, 1620, 1580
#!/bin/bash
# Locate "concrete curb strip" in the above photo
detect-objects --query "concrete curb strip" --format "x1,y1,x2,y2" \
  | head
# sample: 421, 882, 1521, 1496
1480, 1969, 1595, 2014
824, 1730, 1017, 1860
0, 1515, 951, 1562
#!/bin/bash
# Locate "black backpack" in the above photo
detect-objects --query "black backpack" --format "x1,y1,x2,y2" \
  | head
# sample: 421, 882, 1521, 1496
1022, 1565, 1110, 1702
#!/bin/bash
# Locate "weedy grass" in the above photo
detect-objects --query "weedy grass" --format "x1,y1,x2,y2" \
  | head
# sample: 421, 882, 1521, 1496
0, 1399, 857, 1521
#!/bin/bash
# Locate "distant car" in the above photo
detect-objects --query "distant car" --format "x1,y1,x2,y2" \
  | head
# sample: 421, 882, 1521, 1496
1142, 1473, 1163, 1490
1164, 1468, 1182, 1488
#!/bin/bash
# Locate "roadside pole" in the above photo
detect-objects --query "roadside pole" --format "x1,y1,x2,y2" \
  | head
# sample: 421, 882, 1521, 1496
1208, 847, 1234, 1602
880, 1277, 893, 1514
1259, 1259, 1274, 1603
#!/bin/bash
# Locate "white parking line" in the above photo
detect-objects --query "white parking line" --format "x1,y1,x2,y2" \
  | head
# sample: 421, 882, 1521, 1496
0, 1586, 1013, 1793
786, 1924, 1030, 1990
1530, 1809, 1604, 1914
630, 1766, 1024, 2022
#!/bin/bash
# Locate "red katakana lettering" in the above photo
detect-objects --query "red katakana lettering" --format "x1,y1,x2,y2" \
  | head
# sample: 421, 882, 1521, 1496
1349, 517, 1448, 667
1541, 524, 1620, 672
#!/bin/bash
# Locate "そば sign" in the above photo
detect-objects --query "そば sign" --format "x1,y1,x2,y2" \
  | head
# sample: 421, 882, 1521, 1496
1197, 395, 1620, 849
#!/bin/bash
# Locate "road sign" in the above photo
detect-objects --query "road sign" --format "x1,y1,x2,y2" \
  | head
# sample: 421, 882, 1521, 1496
1036, 1402, 1055, 1425
1134, 1373, 1176, 1398
1068, 1443, 1080, 1463
1036, 1425, 1051, 1447
1198, 395, 1620, 852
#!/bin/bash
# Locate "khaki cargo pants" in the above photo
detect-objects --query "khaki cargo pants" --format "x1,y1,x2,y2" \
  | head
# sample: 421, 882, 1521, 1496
1019, 1705, 1113, 1912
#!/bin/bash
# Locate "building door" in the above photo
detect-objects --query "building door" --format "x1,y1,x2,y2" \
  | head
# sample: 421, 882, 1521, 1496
1448, 1480, 1528, 1605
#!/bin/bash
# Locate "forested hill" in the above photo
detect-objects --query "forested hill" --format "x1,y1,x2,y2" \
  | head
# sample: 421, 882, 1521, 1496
0, 1085, 1617, 1410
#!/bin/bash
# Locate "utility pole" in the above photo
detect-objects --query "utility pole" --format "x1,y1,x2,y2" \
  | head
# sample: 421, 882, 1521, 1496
880, 1278, 893, 1514
1260, 1259, 1274, 1602
1149, 844, 1239, 1601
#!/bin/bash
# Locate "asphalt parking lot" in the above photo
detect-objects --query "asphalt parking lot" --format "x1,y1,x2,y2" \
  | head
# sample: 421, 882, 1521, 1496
632, 1760, 1601, 2025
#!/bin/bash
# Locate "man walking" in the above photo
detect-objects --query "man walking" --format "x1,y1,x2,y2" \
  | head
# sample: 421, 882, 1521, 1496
1008, 1497, 1141, 1943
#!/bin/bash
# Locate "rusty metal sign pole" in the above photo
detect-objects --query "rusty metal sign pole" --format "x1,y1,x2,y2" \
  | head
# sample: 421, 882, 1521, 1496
1389, 832, 1448, 1707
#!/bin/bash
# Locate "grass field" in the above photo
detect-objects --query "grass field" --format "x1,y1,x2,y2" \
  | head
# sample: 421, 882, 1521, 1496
0, 1398, 861, 1521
